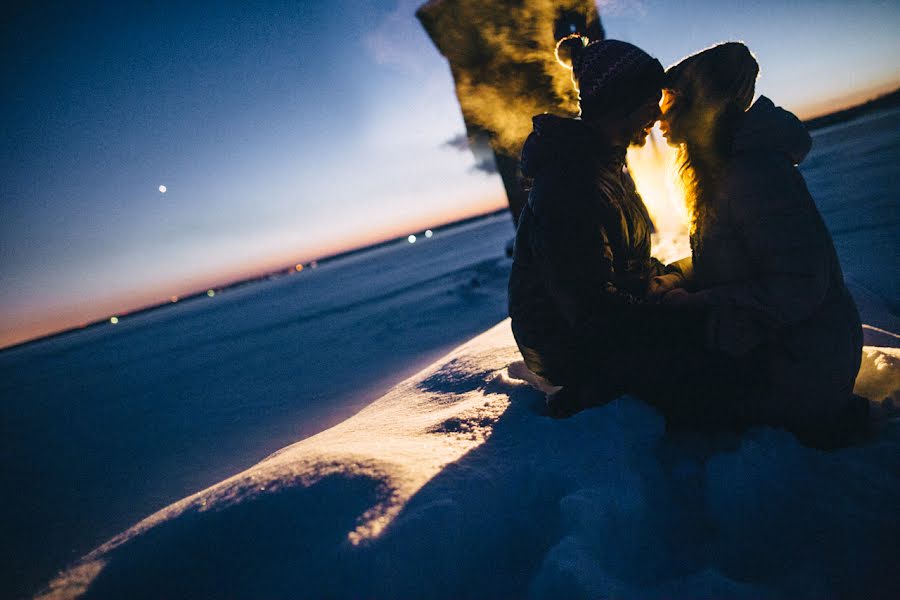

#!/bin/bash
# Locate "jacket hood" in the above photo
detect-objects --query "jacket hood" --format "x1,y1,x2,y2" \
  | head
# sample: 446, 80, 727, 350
520, 114, 624, 179
732, 96, 812, 165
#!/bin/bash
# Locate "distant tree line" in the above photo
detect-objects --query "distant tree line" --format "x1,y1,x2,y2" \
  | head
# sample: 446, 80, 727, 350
805, 87, 900, 131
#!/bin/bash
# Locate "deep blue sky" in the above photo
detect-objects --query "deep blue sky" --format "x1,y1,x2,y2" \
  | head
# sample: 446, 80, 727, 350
1, 0, 898, 347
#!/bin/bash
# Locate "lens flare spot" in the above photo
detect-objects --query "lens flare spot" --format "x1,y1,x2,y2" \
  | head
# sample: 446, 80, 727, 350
408, 235, 417, 244
207, 289, 215, 297
158, 185, 167, 193
109, 316, 119, 324
425, 230, 433, 238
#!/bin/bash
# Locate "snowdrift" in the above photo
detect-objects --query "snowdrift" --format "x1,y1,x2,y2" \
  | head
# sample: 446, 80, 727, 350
40, 320, 900, 599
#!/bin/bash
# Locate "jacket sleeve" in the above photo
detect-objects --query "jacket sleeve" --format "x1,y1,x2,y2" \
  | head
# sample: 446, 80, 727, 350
704, 157, 831, 355
529, 173, 643, 328
665, 255, 694, 286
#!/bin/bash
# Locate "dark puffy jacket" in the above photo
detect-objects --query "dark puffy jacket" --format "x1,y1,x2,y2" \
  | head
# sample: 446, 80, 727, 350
686, 96, 863, 428
508, 114, 665, 385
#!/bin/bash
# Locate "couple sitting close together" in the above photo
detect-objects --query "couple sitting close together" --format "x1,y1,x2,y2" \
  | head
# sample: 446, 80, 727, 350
508, 39, 866, 448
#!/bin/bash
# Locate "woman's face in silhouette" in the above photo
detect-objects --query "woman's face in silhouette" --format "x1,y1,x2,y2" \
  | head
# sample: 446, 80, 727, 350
659, 88, 688, 146
659, 84, 718, 149
624, 92, 663, 147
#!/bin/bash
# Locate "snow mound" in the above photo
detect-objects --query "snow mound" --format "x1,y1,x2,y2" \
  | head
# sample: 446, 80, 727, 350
857, 345, 900, 405
40, 321, 900, 599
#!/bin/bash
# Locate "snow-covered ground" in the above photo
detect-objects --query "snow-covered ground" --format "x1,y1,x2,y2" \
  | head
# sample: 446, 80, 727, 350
1, 216, 514, 599
802, 108, 900, 345
4, 109, 899, 599
36, 323, 900, 600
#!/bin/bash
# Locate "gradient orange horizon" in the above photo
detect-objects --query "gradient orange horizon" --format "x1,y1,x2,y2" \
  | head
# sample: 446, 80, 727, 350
0, 195, 507, 351
793, 79, 899, 120
6, 75, 898, 352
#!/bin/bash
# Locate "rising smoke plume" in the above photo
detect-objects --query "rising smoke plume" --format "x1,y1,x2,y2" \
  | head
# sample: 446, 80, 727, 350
418, 0, 603, 157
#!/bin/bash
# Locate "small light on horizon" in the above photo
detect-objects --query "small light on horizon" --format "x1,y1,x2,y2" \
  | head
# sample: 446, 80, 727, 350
158, 185, 167, 193
295, 264, 304, 272
207, 289, 215, 297
110, 316, 119, 324
408, 235, 417, 244
170, 296, 179, 303
425, 229, 433, 238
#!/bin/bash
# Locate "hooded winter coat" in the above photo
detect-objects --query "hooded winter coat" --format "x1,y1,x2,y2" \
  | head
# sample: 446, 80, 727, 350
683, 96, 863, 434
508, 114, 667, 386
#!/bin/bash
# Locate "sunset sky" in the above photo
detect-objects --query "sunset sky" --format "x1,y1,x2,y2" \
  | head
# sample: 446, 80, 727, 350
2, 0, 898, 348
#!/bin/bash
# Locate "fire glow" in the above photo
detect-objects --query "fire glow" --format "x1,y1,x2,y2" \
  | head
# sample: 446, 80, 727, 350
626, 126, 691, 264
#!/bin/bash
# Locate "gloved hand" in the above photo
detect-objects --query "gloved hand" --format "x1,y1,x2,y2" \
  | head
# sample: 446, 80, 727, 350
647, 273, 684, 299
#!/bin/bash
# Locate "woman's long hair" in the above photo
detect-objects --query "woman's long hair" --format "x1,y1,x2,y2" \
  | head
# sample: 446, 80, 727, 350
674, 103, 743, 233
665, 43, 758, 233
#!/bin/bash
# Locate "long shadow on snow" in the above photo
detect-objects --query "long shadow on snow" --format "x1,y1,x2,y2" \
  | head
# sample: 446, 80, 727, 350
77, 361, 900, 599
75, 377, 560, 599
363, 379, 568, 599
81, 474, 383, 599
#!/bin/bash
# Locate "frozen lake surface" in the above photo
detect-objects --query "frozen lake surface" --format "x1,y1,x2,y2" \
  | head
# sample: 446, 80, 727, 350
1, 216, 514, 598
801, 108, 900, 334
2, 108, 898, 598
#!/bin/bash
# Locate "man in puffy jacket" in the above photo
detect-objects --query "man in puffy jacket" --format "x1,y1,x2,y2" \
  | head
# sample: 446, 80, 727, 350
508, 39, 687, 414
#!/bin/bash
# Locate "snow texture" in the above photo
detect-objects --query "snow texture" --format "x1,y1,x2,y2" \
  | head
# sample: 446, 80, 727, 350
1, 214, 516, 599
37, 319, 900, 599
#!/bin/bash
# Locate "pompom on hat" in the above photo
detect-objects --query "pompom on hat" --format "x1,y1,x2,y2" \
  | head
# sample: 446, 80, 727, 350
557, 36, 664, 118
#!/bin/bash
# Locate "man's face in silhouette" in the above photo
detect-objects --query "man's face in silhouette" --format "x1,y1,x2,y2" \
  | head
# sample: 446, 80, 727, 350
623, 92, 662, 147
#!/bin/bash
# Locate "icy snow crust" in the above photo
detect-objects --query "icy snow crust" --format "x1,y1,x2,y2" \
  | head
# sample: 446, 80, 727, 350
41, 320, 900, 599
